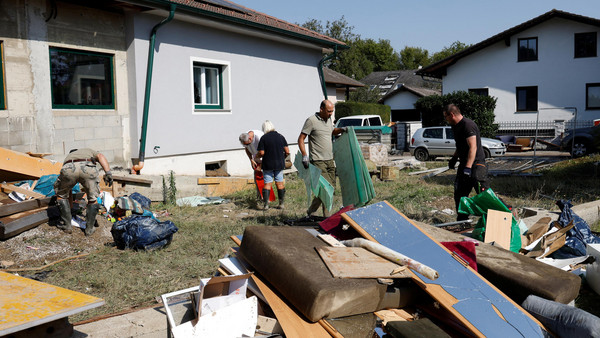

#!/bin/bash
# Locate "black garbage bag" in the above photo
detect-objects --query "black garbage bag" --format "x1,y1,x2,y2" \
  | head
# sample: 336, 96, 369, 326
550, 200, 600, 259
129, 192, 152, 209
111, 215, 178, 250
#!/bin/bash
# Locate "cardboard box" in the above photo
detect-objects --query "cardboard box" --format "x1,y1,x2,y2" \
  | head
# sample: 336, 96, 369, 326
196, 273, 252, 317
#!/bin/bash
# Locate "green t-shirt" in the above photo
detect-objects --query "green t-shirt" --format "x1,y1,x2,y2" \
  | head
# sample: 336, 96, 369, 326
64, 148, 99, 162
301, 113, 333, 161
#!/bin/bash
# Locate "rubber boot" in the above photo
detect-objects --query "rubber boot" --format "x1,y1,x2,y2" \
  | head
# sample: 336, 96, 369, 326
57, 199, 73, 234
306, 197, 321, 216
276, 188, 285, 209
85, 203, 100, 236
262, 189, 270, 210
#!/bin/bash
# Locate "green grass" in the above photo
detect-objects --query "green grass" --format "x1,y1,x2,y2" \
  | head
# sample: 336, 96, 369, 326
41, 154, 600, 322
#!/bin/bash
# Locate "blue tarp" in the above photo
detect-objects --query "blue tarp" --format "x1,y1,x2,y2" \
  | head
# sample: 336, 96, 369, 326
550, 200, 600, 259
111, 215, 178, 251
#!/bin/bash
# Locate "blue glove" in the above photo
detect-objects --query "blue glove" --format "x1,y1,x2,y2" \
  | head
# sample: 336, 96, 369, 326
302, 155, 310, 169
462, 167, 472, 177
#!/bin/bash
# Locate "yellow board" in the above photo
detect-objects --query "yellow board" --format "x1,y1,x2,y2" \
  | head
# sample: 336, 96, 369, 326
0, 271, 104, 336
0, 147, 62, 180
197, 177, 254, 197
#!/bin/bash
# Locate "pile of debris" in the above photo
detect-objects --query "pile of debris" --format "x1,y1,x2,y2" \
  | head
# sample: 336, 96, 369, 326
160, 199, 600, 337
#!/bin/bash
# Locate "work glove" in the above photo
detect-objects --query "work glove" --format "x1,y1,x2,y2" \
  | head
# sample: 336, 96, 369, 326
302, 155, 310, 169
103, 171, 113, 187
340, 127, 348, 133
462, 167, 472, 177
448, 156, 458, 169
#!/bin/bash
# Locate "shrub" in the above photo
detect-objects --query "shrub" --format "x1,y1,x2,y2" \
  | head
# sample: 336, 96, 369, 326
334, 101, 391, 124
415, 91, 498, 138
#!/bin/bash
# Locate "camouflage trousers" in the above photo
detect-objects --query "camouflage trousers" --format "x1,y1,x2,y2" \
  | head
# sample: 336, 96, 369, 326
54, 162, 100, 203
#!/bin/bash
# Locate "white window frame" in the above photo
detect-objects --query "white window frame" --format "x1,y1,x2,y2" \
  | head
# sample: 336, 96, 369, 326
190, 57, 231, 114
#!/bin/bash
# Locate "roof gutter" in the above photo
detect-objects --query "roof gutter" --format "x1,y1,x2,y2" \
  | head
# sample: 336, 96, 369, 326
318, 45, 338, 99
132, 3, 176, 174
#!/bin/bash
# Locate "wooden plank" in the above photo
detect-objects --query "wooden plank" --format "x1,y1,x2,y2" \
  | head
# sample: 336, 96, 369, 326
111, 174, 153, 185
0, 271, 104, 336
316, 246, 410, 279
0, 206, 55, 240
0, 147, 62, 180
342, 201, 546, 337
0, 183, 46, 199
484, 210, 512, 249
0, 197, 52, 217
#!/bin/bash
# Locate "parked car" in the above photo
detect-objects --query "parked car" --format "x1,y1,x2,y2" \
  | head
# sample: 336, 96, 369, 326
335, 115, 383, 128
409, 126, 506, 161
560, 124, 600, 157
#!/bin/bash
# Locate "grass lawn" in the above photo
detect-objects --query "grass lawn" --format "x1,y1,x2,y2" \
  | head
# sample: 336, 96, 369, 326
35, 154, 600, 321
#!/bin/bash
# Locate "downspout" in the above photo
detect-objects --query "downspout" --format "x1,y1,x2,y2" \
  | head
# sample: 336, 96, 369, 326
132, 4, 176, 174
317, 45, 338, 100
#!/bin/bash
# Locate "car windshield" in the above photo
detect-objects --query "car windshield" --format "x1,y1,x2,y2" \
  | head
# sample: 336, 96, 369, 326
368, 117, 382, 126
337, 119, 362, 127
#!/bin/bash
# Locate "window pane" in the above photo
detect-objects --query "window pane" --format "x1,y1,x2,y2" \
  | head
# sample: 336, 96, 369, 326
516, 86, 537, 111
518, 38, 537, 61
205, 67, 219, 105
445, 128, 454, 139
423, 128, 443, 139
575, 32, 597, 58
193, 66, 203, 104
588, 84, 600, 109
50, 48, 114, 108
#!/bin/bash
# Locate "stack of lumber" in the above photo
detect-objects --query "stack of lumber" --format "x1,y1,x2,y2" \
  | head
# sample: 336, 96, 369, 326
0, 186, 55, 240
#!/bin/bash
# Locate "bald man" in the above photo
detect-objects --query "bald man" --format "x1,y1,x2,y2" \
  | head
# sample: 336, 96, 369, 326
298, 99, 346, 217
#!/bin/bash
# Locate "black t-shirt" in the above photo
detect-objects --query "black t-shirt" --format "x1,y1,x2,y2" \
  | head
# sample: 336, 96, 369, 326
451, 117, 485, 166
257, 131, 288, 170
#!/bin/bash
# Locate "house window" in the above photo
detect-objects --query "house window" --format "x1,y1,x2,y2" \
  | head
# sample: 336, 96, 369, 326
587, 83, 600, 110
469, 88, 489, 96
193, 62, 223, 110
575, 32, 597, 58
518, 37, 537, 62
49, 47, 115, 109
516, 86, 538, 111
0, 42, 5, 110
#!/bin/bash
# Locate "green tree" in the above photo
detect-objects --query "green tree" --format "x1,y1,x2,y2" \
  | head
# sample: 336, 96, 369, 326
399, 46, 430, 70
431, 41, 471, 64
349, 86, 380, 103
415, 91, 498, 137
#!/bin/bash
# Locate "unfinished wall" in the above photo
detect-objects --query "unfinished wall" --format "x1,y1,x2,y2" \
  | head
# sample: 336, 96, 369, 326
0, 0, 130, 165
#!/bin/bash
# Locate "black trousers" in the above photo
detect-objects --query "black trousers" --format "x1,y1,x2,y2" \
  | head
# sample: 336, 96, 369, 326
454, 163, 490, 221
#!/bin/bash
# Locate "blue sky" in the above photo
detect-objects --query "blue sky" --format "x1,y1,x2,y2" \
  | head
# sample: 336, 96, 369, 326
234, 0, 599, 53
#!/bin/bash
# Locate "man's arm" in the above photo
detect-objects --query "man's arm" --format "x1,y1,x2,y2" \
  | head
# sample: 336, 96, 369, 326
332, 127, 346, 136
245, 147, 258, 169
283, 146, 290, 157
257, 150, 264, 159
96, 153, 111, 173
298, 133, 308, 157
465, 136, 477, 168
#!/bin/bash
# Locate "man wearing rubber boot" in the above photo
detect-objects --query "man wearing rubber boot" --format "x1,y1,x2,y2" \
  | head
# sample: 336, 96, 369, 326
298, 100, 346, 217
54, 148, 113, 235
443, 104, 490, 221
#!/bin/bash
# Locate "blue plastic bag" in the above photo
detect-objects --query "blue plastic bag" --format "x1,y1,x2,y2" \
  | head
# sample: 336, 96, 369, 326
550, 200, 600, 259
111, 216, 178, 250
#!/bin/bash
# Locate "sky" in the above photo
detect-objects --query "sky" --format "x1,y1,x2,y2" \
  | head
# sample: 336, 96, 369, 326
234, 0, 600, 53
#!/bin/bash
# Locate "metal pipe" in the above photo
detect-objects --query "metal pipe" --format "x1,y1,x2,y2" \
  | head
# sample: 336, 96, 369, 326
132, 4, 176, 174
317, 45, 338, 100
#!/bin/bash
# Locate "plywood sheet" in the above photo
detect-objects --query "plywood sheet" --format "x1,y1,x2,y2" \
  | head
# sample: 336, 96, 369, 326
316, 246, 411, 279
0, 147, 62, 180
342, 201, 545, 337
0, 271, 104, 336
484, 210, 512, 249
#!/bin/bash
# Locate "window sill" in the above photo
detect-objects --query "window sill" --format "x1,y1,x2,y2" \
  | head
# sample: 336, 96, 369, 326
192, 109, 232, 115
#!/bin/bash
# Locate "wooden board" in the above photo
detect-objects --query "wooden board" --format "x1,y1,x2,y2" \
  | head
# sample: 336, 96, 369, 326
197, 177, 254, 197
342, 201, 546, 337
0, 147, 62, 181
0, 271, 104, 336
484, 210, 512, 249
0, 197, 52, 217
0, 183, 46, 199
0, 206, 55, 240
316, 246, 411, 279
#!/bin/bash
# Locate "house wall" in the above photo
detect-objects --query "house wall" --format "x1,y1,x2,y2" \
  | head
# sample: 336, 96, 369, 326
383, 91, 420, 110
0, 0, 130, 164
127, 13, 324, 176
443, 18, 600, 123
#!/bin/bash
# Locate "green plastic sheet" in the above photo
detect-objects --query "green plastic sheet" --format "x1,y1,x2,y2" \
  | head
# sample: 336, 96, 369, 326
333, 128, 376, 208
458, 188, 522, 252
293, 151, 334, 211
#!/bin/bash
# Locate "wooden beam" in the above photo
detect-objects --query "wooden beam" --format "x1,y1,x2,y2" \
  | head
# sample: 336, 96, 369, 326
0, 183, 46, 199
0, 147, 62, 180
0, 197, 52, 217
111, 175, 153, 186
0, 206, 55, 240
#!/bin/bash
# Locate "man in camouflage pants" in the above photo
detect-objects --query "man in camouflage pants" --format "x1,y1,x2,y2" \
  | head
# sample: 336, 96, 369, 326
54, 148, 113, 236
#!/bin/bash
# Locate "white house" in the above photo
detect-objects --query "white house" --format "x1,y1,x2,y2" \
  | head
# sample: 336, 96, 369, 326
417, 10, 600, 134
0, 0, 346, 176
378, 84, 440, 122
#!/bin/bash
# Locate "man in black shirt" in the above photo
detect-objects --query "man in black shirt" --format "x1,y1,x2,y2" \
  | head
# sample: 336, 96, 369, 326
444, 104, 490, 221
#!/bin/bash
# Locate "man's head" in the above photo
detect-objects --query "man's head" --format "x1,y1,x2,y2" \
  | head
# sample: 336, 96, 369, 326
239, 131, 254, 146
319, 100, 334, 120
443, 104, 463, 126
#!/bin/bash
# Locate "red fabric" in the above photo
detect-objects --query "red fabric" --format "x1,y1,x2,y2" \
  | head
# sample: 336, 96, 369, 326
318, 205, 360, 240
441, 241, 478, 271
254, 170, 275, 202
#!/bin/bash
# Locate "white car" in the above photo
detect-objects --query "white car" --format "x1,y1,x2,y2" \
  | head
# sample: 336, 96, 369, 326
335, 115, 383, 128
409, 126, 506, 161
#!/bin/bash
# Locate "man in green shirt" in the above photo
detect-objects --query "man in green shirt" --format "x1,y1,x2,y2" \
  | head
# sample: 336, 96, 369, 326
298, 100, 346, 217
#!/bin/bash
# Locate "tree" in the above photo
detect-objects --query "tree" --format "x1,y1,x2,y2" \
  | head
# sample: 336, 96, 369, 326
349, 86, 380, 103
399, 46, 430, 70
431, 41, 471, 64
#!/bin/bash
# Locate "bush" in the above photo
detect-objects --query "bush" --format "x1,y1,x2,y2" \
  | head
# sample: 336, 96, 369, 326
415, 91, 498, 138
334, 101, 391, 124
